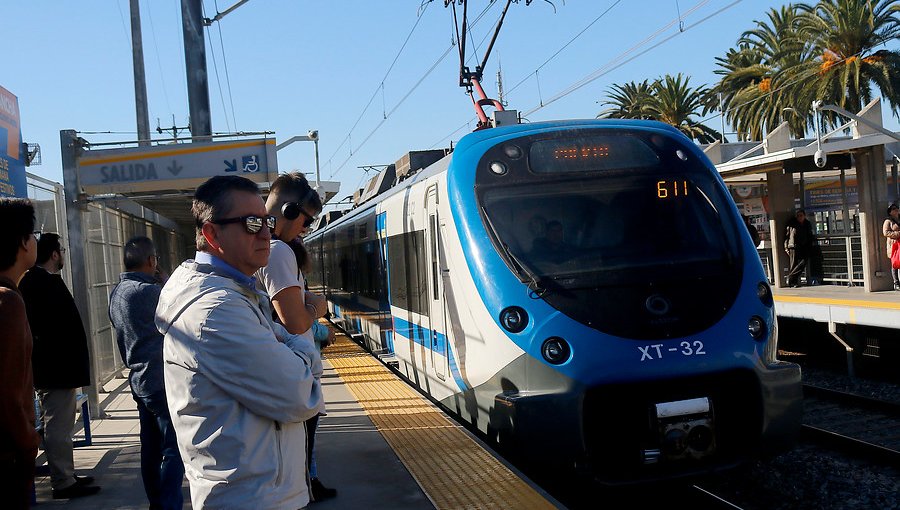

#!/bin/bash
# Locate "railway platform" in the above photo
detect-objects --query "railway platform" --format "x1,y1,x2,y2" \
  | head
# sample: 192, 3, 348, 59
33, 334, 561, 509
773, 284, 900, 329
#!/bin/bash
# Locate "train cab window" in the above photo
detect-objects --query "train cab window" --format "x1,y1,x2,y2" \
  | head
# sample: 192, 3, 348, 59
479, 169, 741, 288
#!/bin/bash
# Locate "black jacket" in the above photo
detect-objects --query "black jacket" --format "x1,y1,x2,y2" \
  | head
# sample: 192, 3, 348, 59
19, 267, 91, 389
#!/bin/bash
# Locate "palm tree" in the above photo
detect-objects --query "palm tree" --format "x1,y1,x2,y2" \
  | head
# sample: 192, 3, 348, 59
647, 74, 722, 144
709, 5, 809, 140
791, 0, 900, 127
597, 80, 654, 119
598, 75, 722, 143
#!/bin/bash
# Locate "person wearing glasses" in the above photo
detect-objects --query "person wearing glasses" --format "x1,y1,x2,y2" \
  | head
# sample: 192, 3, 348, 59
19, 233, 100, 500
109, 237, 184, 509
155, 175, 322, 509
0, 198, 41, 509
255, 172, 336, 502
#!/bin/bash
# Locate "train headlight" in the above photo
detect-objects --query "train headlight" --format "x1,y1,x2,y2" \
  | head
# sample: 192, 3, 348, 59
541, 337, 571, 364
756, 282, 773, 306
748, 316, 766, 340
489, 161, 508, 175
499, 306, 528, 333
503, 145, 523, 159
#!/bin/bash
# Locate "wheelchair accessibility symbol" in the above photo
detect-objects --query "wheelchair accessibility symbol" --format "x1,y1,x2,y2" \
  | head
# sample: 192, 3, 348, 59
242, 155, 259, 173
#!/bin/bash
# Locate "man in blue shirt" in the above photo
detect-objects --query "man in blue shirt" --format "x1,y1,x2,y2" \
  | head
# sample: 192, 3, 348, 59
109, 236, 183, 510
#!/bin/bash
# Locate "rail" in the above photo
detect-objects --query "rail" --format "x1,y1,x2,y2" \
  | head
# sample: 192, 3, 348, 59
757, 234, 863, 286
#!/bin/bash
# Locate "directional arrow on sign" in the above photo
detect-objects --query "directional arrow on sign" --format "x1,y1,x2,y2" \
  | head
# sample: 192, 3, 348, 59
224, 159, 237, 172
167, 160, 183, 176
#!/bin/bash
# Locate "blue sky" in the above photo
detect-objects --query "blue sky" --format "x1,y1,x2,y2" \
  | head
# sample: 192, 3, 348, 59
5, 0, 900, 205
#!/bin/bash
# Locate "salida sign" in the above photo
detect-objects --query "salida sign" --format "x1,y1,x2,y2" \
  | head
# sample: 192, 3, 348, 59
77, 138, 276, 194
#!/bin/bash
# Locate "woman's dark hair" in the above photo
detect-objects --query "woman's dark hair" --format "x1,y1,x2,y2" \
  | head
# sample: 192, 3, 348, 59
287, 237, 310, 273
0, 198, 35, 271
888, 203, 899, 216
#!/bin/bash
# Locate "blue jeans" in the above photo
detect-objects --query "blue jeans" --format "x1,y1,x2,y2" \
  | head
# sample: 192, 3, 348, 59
134, 392, 184, 510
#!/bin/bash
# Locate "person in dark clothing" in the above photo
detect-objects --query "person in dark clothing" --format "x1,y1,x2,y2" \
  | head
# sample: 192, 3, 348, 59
743, 214, 761, 247
109, 237, 184, 510
783, 209, 816, 287
0, 198, 41, 509
18, 233, 100, 500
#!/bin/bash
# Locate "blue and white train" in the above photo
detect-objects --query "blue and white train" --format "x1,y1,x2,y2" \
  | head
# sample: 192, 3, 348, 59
305, 119, 802, 483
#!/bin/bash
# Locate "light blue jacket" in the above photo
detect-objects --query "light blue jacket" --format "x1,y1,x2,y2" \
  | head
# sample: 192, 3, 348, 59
156, 259, 322, 509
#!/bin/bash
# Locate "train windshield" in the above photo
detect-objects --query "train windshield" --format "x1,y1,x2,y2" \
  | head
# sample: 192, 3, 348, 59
480, 169, 741, 287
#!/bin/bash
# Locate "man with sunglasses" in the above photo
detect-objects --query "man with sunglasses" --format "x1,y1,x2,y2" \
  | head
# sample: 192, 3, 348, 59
255, 172, 336, 501
155, 175, 323, 509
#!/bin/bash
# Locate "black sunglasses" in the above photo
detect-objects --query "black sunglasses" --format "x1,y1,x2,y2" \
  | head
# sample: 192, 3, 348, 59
211, 215, 276, 234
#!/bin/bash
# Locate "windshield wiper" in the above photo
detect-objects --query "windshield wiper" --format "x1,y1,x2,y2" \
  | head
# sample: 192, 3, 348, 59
481, 207, 549, 295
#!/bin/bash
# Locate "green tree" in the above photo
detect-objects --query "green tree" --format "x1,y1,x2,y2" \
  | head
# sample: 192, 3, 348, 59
791, 0, 900, 127
596, 80, 654, 119
598, 75, 722, 143
713, 1, 900, 139
709, 5, 808, 141
648, 74, 722, 144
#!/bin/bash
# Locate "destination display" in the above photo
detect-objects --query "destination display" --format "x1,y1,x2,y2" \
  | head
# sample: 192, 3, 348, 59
76, 138, 278, 195
529, 135, 659, 173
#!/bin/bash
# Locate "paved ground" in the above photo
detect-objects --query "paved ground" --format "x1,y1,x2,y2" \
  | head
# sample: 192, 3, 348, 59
34, 361, 433, 509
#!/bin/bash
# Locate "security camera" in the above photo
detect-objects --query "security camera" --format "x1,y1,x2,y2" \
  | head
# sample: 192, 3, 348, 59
814, 149, 827, 168
307, 130, 319, 141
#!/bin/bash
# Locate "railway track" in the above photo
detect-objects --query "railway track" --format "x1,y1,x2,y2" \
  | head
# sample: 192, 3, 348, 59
801, 384, 900, 466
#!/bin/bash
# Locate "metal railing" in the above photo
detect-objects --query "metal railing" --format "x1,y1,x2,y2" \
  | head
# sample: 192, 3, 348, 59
758, 235, 864, 287
25, 172, 188, 412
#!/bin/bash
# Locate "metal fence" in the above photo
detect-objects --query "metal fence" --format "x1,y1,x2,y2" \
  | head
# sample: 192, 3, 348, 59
25, 172, 187, 409
758, 235, 864, 287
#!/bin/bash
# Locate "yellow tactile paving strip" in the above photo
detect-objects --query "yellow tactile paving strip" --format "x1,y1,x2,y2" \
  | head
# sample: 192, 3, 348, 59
323, 335, 558, 510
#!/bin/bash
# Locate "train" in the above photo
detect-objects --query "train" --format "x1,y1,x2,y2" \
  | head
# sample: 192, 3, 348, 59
305, 119, 802, 483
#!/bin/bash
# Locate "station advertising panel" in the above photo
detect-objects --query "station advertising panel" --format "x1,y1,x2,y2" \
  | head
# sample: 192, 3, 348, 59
0, 85, 27, 198
76, 138, 277, 195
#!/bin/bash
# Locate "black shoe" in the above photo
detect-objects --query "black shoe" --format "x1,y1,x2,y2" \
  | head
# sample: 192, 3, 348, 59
52, 483, 101, 499
310, 477, 337, 501
74, 475, 95, 486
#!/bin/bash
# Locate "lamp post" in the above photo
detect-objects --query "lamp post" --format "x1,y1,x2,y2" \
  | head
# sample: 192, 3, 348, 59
276, 129, 320, 189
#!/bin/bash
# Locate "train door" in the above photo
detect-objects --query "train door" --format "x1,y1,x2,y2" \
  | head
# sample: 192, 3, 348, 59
425, 185, 448, 381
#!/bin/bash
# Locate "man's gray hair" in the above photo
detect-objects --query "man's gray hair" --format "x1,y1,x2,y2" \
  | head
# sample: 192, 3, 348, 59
123, 236, 156, 270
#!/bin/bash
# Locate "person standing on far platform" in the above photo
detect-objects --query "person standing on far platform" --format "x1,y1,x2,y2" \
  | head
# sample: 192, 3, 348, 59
155, 175, 322, 509
884, 203, 900, 290
0, 198, 41, 509
783, 208, 816, 288
109, 236, 184, 509
19, 233, 100, 500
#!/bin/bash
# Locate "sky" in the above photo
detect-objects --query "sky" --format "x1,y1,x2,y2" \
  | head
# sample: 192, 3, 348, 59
5, 0, 900, 208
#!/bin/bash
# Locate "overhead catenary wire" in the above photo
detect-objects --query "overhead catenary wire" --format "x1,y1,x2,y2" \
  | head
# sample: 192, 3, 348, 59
430, 0, 623, 150
144, 1, 173, 114
324, 0, 500, 181
213, 0, 238, 131
522, 0, 738, 117
322, 1, 433, 171
202, 3, 232, 132
505, 0, 623, 98
329, 44, 456, 180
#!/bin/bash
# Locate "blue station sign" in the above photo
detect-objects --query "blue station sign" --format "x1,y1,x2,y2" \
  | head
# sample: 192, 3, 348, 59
76, 138, 278, 195
0, 85, 27, 198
